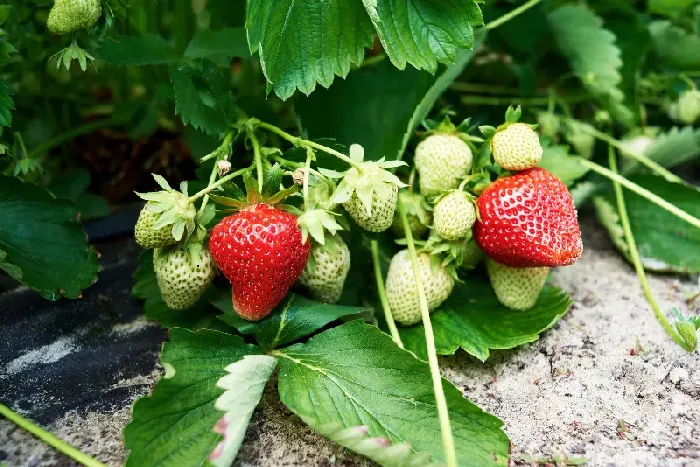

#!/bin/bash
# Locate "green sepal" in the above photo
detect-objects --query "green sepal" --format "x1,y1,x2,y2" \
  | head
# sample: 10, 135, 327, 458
261, 163, 283, 198
209, 195, 247, 209
267, 185, 298, 205
504, 105, 522, 124
243, 172, 261, 203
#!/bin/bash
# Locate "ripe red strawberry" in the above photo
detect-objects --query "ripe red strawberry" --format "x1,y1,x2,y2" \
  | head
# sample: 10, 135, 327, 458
473, 167, 582, 267
209, 203, 310, 321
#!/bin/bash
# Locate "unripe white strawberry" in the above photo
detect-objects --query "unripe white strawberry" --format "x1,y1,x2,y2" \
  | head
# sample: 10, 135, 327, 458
433, 191, 476, 240
385, 250, 454, 326
491, 123, 543, 171
134, 204, 178, 249
415, 134, 473, 196
343, 183, 398, 232
299, 236, 351, 304
47, 0, 102, 35
154, 247, 217, 310
485, 258, 549, 310
669, 90, 700, 125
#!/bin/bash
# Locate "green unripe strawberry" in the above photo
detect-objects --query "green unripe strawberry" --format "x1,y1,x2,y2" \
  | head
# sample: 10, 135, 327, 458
669, 90, 700, 125
433, 191, 476, 241
47, 0, 102, 35
491, 123, 543, 171
391, 191, 431, 238
134, 204, 179, 249
343, 183, 398, 232
299, 236, 351, 304
415, 134, 473, 196
154, 247, 217, 310
385, 250, 455, 326
485, 258, 548, 310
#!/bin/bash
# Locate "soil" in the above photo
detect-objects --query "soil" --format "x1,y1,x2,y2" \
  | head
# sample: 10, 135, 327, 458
1, 219, 699, 467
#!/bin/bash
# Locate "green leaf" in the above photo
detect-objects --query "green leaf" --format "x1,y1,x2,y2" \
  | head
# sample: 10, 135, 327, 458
170, 64, 237, 135
648, 21, 700, 70
276, 320, 510, 466
209, 355, 278, 467
0, 77, 14, 128
538, 145, 589, 186
398, 279, 572, 362
132, 250, 226, 330
98, 34, 180, 65
75, 194, 110, 220
47, 168, 90, 201
246, 0, 374, 100
548, 5, 631, 124
633, 127, 700, 170
210, 288, 366, 349
0, 5, 12, 26
0, 41, 16, 65
649, 0, 695, 16
0, 175, 99, 299
260, 163, 283, 198
596, 175, 700, 273
124, 329, 261, 467
296, 37, 482, 161
366, 0, 483, 74
184, 27, 251, 59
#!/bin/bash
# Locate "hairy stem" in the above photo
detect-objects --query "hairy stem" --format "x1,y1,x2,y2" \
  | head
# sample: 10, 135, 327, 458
248, 129, 264, 190
607, 147, 692, 351
580, 159, 700, 230
398, 203, 457, 467
575, 122, 683, 185
198, 132, 233, 217
303, 149, 312, 211
485, 0, 543, 30
0, 404, 107, 467
370, 240, 404, 349
254, 120, 361, 169
188, 167, 250, 203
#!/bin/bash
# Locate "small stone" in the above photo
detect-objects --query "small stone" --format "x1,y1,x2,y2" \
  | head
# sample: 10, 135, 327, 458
668, 367, 689, 385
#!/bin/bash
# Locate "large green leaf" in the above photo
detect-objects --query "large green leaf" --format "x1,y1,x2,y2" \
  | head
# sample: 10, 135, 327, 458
642, 127, 700, 168
170, 64, 237, 135
398, 279, 572, 362
548, 5, 632, 124
124, 329, 262, 467
210, 288, 366, 350
209, 355, 278, 467
365, 0, 483, 73
0, 77, 13, 128
276, 320, 510, 466
98, 34, 180, 65
596, 175, 700, 273
132, 250, 226, 330
296, 39, 481, 161
184, 28, 250, 59
246, 0, 374, 100
649, 0, 696, 15
47, 168, 110, 221
648, 21, 700, 70
0, 175, 98, 299
539, 145, 589, 186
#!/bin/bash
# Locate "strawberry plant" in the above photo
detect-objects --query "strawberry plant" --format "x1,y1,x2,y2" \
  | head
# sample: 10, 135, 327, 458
1, 1, 700, 466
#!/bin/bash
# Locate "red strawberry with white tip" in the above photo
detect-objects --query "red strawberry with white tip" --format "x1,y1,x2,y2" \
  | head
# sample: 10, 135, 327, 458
209, 203, 310, 320
473, 167, 582, 267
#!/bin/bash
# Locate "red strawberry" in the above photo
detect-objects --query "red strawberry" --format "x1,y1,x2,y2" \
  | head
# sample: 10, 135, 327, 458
473, 168, 582, 267
209, 203, 310, 321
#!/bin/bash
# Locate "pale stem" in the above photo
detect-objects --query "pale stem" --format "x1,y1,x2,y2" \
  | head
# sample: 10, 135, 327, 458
0, 404, 107, 467
485, 0, 543, 30
248, 128, 264, 190
198, 132, 233, 217
607, 146, 692, 351
370, 239, 404, 349
399, 203, 457, 467
303, 149, 312, 211
188, 167, 250, 203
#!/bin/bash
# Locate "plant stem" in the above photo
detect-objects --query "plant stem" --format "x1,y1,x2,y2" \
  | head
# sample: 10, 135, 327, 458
485, 0, 543, 30
580, 159, 700, 230
28, 116, 125, 158
360, 54, 387, 68
303, 149, 312, 211
370, 239, 404, 349
398, 203, 457, 467
0, 404, 107, 467
607, 147, 692, 351
461, 94, 589, 106
198, 132, 233, 217
450, 82, 527, 95
574, 122, 683, 185
247, 129, 264, 190
254, 120, 361, 169
188, 167, 250, 203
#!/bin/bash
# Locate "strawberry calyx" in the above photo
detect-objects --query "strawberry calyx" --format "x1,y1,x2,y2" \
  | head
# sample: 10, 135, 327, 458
135, 174, 198, 244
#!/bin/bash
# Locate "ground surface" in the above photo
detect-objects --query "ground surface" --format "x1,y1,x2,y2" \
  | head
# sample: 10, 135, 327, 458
1, 219, 699, 467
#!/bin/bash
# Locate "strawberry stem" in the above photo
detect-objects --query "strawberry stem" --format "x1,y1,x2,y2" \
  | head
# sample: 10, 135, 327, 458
0, 404, 107, 467
572, 121, 684, 185
188, 167, 249, 203
247, 128, 264, 190
398, 202, 457, 467
607, 146, 694, 352
303, 148, 312, 211
580, 159, 700, 230
370, 239, 404, 349
253, 120, 362, 169
198, 132, 233, 217
485, 0, 542, 30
